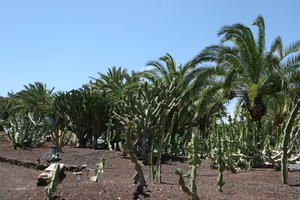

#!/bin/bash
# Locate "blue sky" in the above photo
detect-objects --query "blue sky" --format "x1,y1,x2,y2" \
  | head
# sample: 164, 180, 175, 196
0, 0, 299, 113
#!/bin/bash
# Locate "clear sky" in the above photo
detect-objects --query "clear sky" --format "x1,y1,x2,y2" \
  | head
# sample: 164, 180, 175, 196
0, 0, 299, 107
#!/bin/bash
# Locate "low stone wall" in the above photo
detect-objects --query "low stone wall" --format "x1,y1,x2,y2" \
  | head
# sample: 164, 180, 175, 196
0, 155, 86, 171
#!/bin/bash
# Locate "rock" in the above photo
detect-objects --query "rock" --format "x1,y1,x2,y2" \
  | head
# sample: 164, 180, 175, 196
64, 164, 87, 172
37, 163, 65, 186
288, 164, 300, 172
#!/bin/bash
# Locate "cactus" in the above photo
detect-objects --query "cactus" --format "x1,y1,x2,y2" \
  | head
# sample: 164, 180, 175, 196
281, 99, 300, 184
175, 168, 193, 196
90, 158, 106, 182
175, 132, 201, 200
45, 164, 60, 200
216, 122, 225, 192
52, 89, 110, 148
4, 114, 50, 149
124, 121, 147, 187
151, 111, 177, 183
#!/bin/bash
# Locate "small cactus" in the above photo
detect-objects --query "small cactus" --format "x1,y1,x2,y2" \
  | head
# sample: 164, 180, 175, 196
90, 158, 106, 182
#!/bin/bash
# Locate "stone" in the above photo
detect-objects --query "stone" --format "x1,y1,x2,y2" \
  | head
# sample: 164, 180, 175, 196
37, 163, 65, 186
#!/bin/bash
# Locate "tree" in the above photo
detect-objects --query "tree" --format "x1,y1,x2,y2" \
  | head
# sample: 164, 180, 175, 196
190, 16, 300, 126
9, 82, 54, 116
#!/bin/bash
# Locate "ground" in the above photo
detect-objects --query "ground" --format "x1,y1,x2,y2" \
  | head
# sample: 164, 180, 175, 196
0, 142, 299, 200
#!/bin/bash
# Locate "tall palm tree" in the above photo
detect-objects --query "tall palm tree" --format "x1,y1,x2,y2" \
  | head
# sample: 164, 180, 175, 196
191, 15, 300, 125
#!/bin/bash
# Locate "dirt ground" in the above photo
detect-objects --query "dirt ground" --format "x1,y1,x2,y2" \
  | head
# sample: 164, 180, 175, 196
0, 142, 299, 200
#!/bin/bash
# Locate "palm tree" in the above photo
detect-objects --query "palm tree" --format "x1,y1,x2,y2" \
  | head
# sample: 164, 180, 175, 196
143, 54, 195, 154
144, 54, 196, 119
144, 53, 199, 98
264, 37, 300, 127
190, 16, 300, 126
143, 54, 232, 158
9, 82, 54, 116
87, 67, 144, 149
87, 66, 135, 104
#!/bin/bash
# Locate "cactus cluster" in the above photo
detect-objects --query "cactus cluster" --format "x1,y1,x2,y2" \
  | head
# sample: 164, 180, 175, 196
3, 113, 50, 149
51, 89, 110, 149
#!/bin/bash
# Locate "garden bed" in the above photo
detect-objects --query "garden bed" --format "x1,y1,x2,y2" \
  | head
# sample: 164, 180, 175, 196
0, 142, 299, 200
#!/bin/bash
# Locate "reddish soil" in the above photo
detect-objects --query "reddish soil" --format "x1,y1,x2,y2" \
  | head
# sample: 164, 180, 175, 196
0, 142, 299, 200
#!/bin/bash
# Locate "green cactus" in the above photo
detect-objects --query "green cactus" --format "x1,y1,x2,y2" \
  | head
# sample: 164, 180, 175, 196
4, 113, 50, 149
53, 89, 110, 148
216, 122, 225, 192
124, 121, 147, 187
90, 158, 106, 182
175, 132, 201, 200
281, 99, 300, 184
151, 111, 177, 183
175, 168, 193, 196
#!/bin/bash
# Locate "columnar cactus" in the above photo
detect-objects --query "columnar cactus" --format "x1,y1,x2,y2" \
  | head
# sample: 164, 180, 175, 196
175, 131, 201, 200
124, 121, 147, 187
281, 99, 300, 184
216, 123, 225, 192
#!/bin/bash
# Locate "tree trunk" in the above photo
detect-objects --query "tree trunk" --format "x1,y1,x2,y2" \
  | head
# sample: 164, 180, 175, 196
249, 96, 267, 122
